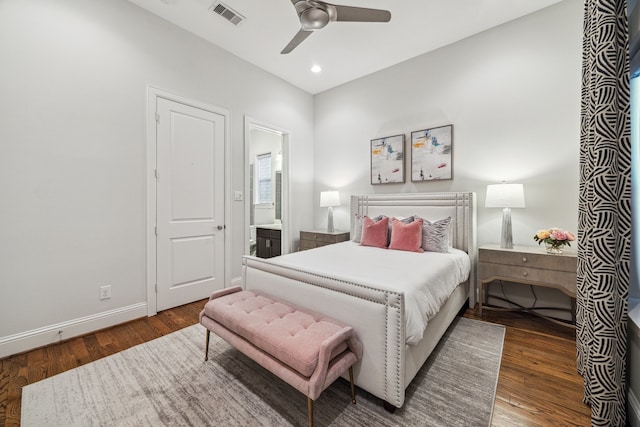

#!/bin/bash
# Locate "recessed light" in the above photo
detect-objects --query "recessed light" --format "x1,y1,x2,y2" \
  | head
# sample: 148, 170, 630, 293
311, 65, 322, 73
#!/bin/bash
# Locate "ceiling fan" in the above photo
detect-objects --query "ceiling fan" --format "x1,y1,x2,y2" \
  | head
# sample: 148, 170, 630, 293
281, 0, 391, 54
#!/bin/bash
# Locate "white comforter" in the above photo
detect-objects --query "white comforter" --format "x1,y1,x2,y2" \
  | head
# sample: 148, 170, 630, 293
266, 241, 470, 344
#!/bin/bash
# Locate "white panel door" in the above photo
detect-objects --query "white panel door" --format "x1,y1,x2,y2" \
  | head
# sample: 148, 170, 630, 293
156, 98, 225, 311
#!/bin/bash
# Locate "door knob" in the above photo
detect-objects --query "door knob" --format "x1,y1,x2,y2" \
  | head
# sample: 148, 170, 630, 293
217, 225, 225, 230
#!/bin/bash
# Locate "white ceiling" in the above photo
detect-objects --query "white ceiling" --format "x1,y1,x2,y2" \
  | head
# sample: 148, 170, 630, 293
127, 0, 564, 94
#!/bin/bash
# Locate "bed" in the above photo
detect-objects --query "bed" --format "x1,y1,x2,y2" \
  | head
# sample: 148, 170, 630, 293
242, 192, 477, 409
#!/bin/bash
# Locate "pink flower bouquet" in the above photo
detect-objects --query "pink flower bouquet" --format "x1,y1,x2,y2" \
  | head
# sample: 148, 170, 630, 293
533, 227, 576, 252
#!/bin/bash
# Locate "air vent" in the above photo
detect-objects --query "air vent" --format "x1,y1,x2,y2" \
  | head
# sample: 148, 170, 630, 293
210, 2, 245, 26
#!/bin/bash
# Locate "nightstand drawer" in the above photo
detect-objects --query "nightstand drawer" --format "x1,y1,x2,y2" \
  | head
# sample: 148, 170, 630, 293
478, 249, 576, 273
299, 231, 350, 251
479, 262, 577, 297
300, 231, 346, 243
299, 240, 327, 250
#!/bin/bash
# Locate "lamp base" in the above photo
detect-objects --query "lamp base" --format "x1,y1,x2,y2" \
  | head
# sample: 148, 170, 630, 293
500, 207, 513, 249
327, 207, 334, 233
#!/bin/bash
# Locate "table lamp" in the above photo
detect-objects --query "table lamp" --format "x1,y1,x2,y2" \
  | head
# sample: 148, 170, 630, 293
485, 183, 525, 249
320, 191, 340, 233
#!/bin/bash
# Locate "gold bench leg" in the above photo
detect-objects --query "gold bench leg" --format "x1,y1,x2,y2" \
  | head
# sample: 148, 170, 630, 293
349, 366, 356, 404
204, 329, 210, 361
308, 397, 314, 427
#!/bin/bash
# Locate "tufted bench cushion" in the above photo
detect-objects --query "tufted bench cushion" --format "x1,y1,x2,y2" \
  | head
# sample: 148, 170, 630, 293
202, 288, 349, 377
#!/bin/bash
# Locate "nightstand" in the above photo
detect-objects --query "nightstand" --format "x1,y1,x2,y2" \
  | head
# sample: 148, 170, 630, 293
478, 244, 577, 326
299, 230, 350, 251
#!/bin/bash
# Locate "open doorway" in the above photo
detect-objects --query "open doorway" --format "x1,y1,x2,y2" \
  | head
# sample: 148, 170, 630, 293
244, 117, 290, 258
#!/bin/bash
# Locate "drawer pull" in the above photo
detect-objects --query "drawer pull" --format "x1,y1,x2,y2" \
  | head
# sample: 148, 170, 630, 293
523, 271, 528, 277
522, 257, 528, 263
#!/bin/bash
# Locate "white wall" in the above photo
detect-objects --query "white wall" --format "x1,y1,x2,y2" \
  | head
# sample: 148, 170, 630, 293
0, 0, 314, 355
313, 0, 583, 313
314, 0, 582, 239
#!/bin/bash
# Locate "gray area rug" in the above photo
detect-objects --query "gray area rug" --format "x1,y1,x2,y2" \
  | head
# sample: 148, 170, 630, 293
22, 317, 505, 426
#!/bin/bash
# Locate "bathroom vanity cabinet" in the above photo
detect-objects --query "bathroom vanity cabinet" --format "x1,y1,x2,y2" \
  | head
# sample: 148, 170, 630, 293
256, 226, 281, 258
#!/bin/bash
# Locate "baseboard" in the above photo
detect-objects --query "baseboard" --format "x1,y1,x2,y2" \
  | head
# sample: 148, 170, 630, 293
0, 302, 147, 359
630, 388, 640, 427
230, 276, 243, 287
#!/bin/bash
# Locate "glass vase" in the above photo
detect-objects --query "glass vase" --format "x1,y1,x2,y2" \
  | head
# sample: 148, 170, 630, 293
545, 243, 563, 255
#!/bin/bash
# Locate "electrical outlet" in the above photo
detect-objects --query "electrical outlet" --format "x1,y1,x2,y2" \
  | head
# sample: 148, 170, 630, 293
100, 285, 111, 300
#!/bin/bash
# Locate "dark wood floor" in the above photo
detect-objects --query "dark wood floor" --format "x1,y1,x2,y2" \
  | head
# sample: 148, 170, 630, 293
1, 301, 591, 426
463, 309, 591, 426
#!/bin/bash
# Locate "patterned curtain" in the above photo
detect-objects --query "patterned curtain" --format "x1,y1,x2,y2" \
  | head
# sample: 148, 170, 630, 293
576, 0, 631, 425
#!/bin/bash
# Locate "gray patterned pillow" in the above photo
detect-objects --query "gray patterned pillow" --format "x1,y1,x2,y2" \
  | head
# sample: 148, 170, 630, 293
419, 216, 451, 253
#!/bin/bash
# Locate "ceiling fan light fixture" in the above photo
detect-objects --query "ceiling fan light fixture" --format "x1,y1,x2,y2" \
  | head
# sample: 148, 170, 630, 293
300, 7, 331, 29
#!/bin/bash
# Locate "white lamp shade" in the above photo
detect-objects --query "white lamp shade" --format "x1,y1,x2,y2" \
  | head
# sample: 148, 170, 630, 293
485, 183, 525, 208
320, 191, 341, 207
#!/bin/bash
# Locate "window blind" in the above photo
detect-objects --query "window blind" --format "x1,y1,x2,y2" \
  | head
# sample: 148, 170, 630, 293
255, 153, 272, 204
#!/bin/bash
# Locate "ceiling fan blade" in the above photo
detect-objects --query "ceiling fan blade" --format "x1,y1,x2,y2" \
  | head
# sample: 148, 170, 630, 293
281, 28, 314, 54
332, 5, 391, 22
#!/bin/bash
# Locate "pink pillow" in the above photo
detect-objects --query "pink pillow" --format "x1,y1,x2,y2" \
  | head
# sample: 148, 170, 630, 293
389, 218, 424, 253
360, 216, 389, 248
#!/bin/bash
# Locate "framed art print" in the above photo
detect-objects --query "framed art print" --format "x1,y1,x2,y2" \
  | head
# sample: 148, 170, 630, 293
371, 134, 405, 185
411, 125, 453, 181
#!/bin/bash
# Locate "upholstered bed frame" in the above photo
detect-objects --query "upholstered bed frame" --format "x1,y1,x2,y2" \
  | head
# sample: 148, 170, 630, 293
242, 192, 477, 409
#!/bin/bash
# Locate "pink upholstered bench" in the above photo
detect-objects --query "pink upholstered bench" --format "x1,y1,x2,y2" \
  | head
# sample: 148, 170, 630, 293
199, 286, 363, 427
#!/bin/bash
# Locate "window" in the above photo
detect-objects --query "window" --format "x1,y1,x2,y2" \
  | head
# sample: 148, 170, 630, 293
255, 153, 272, 204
